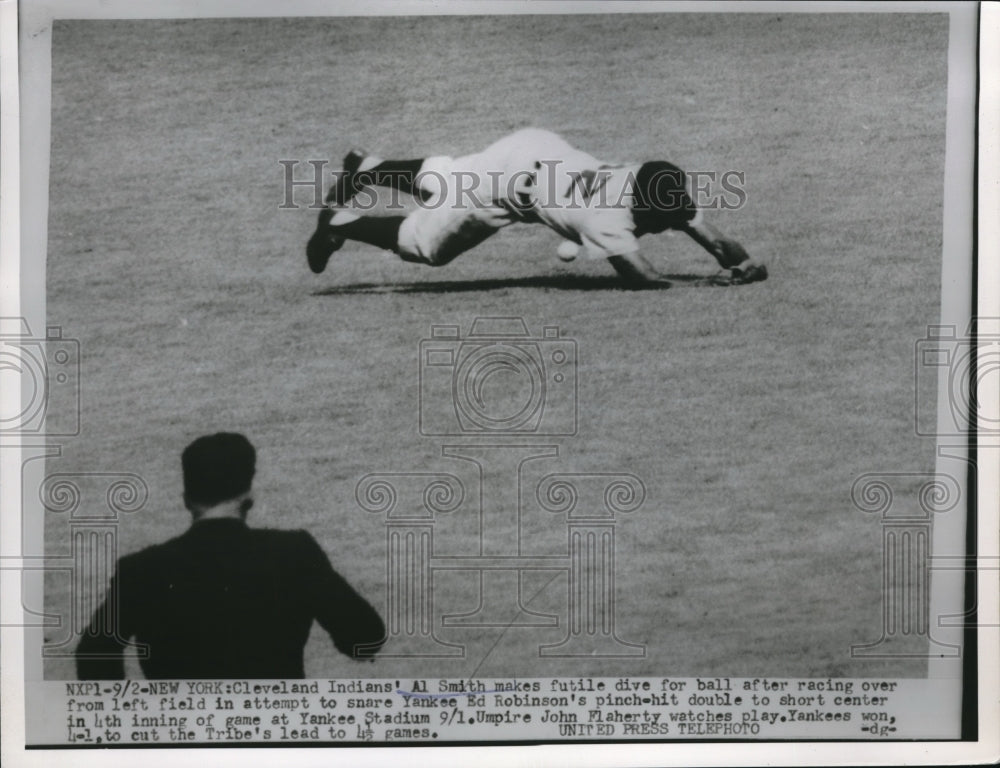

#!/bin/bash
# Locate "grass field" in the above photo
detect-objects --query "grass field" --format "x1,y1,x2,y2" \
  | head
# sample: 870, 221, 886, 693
44, 12, 948, 680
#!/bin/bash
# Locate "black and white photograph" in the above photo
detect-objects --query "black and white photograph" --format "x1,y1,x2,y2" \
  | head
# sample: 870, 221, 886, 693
1, 0, 996, 765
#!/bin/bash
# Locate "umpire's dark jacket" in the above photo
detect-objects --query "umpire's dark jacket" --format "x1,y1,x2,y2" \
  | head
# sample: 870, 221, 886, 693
76, 518, 385, 679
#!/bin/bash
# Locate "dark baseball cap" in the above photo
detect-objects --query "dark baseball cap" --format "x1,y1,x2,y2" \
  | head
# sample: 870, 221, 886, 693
632, 160, 697, 231
181, 432, 256, 506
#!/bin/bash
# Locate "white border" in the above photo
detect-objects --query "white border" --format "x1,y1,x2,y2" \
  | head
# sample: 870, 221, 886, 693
0, 0, 26, 765
974, 0, 1000, 761
2, 1, 997, 766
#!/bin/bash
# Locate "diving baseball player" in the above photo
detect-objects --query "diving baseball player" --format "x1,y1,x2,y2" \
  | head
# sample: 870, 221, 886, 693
306, 128, 766, 286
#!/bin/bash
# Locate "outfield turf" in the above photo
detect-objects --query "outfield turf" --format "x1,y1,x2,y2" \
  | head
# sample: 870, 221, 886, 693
45, 12, 948, 680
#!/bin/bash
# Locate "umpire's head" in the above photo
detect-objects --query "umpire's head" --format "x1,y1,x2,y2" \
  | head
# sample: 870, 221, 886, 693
182, 432, 257, 516
632, 160, 698, 234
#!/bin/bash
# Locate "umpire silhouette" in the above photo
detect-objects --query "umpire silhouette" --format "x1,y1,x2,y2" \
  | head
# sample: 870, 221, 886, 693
76, 433, 386, 679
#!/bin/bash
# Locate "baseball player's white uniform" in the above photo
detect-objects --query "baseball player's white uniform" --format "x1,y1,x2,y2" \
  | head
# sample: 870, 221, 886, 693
394, 128, 644, 265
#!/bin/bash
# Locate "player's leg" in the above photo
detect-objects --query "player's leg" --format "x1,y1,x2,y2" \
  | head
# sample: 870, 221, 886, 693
397, 205, 511, 266
306, 208, 347, 274
327, 150, 447, 207
308, 150, 451, 273
307, 208, 414, 273
308, 205, 509, 273
309, 210, 456, 268
328, 211, 408, 253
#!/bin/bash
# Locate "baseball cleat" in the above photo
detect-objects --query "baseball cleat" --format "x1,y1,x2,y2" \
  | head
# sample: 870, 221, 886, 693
306, 207, 345, 274
325, 148, 373, 207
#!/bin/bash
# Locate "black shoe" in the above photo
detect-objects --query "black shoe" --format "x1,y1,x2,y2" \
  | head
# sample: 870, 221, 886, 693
306, 208, 345, 274
324, 148, 370, 207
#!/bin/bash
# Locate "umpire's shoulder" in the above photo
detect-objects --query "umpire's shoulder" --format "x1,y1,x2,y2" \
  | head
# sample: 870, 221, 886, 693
249, 525, 323, 554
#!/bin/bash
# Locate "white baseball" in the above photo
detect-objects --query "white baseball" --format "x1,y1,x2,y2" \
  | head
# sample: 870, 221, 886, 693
556, 240, 580, 262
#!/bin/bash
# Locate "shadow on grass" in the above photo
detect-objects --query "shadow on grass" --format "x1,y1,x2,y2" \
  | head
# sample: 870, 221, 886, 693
312, 273, 720, 296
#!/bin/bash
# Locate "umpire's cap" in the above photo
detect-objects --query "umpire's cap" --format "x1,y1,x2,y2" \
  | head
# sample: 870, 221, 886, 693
632, 160, 697, 232
182, 432, 257, 506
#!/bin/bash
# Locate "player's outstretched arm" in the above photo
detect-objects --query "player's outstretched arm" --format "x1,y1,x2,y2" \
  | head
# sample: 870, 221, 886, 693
608, 252, 670, 287
680, 219, 767, 284
681, 218, 747, 267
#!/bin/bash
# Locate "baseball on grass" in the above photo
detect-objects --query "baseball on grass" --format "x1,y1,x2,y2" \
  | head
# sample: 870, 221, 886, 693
556, 240, 580, 261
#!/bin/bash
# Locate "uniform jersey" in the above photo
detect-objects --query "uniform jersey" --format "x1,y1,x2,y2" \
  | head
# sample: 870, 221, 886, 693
399, 129, 643, 264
